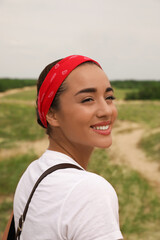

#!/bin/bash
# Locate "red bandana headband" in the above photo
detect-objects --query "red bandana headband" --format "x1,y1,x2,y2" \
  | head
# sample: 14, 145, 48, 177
38, 55, 101, 128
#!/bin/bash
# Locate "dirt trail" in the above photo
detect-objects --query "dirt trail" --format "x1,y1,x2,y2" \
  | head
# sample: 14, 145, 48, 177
0, 86, 36, 105
108, 121, 160, 192
0, 86, 36, 98
0, 86, 48, 160
0, 137, 48, 161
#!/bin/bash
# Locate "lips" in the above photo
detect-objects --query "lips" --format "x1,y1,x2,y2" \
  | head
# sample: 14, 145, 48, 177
91, 121, 111, 128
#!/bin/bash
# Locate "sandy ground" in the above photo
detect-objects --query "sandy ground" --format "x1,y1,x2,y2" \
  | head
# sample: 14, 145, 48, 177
108, 120, 160, 193
0, 137, 48, 160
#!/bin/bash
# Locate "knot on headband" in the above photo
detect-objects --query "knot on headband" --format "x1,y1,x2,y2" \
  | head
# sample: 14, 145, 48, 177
38, 55, 101, 128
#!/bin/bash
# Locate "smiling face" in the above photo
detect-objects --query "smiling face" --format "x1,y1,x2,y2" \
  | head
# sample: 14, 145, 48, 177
50, 63, 118, 149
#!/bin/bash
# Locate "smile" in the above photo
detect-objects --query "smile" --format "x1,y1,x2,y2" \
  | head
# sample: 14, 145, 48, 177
90, 122, 111, 135
92, 125, 109, 130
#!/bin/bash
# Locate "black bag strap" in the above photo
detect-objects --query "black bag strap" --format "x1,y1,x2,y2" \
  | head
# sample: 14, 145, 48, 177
16, 163, 83, 239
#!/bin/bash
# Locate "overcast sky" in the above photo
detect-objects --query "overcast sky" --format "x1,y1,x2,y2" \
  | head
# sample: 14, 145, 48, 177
0, 0, 160, 80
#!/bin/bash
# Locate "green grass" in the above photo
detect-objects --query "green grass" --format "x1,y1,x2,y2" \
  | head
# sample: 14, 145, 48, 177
113, 88, 138, 100
0, 102, 44, 148
2, 88, 37, 101
117, 102, 160, 129
0, 153, 37, 235
116, 99, 160, 164
0, 200, 13, 234
138, 132, 160, 162
89, 149, 160, 240
0, 153, 37, 195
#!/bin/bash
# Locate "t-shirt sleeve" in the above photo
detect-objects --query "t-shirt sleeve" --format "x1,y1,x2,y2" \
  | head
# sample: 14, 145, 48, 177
59, 174, 123, 240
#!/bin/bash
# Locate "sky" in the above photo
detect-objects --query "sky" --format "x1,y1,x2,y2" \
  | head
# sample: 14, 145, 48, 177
0, 0, 160, 80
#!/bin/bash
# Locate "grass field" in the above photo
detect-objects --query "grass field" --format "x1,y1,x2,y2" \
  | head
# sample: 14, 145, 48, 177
89, 149, 160, 240
2, 88, 37, 101
113, 88, 138, 100
115, 100, 160, 164
0, 84, 160, 239
0, 102, 44, 149
116, 101, 160, 129
139, 132, 160, 162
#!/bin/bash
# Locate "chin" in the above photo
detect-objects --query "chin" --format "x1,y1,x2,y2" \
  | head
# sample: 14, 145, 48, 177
99, 143, 112, 149
95, 139, 112, 149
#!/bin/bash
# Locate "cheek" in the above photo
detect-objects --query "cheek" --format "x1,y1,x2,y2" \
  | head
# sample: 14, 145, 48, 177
58, 108, 82, 129
66, 106, 92, 122
60, 108, 91, 135
112, 105, 118, 121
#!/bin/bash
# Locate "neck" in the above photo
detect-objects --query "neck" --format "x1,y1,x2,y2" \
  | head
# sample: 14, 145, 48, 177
48, 135, 93, 170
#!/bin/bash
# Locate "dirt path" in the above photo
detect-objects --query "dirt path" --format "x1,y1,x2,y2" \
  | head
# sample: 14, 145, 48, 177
0, 86, 36, 98
0, 137, 48, 161
0, 86, 36, 105
0, 86, 49, 160
108, 120, 160, 193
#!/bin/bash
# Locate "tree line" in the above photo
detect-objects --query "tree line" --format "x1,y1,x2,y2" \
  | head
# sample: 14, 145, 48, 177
0, 78, 160, 100
0, 78, 36, 92
111, 80, 160, 100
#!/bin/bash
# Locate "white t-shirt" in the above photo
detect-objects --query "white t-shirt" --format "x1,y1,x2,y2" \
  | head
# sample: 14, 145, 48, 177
14, 150, 123, 240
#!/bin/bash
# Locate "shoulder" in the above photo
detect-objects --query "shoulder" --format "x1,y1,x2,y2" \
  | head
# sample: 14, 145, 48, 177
61, 170, 119, 216
73, 170, 118, 200
59, 171, 122, 240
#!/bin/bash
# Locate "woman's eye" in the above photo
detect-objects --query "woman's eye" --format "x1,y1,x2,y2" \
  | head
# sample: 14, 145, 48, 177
81, 97, 93, 103
106, 96, 116, 102
106, 96, 116, 100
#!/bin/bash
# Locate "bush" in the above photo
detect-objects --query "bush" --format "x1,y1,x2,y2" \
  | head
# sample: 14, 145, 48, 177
111, 80, 159, 89
125, 82, 160, 100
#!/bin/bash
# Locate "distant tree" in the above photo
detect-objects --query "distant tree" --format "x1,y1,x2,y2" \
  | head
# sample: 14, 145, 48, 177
0, 79, 36, 92
125, 82, 160, 100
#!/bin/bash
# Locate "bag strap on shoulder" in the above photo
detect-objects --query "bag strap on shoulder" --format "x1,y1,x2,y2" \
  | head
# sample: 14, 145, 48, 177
16, 163, 83, 239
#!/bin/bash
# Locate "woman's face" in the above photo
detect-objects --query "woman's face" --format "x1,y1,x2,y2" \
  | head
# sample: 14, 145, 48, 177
54, 63, 118, 149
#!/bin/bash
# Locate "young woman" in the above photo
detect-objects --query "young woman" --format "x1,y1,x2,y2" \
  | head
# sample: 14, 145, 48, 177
14, 55, 123, 239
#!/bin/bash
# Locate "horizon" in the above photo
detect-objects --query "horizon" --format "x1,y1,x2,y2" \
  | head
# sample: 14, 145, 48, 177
0, 77, 160, 82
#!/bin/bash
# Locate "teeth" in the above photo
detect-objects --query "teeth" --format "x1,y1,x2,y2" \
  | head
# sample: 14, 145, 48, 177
93, 125, 109, 130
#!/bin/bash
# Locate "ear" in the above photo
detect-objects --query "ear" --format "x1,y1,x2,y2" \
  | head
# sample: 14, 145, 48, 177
46, 109, 60, 127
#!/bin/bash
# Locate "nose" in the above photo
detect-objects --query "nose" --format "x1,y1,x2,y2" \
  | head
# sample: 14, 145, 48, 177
96, 99, 113, 118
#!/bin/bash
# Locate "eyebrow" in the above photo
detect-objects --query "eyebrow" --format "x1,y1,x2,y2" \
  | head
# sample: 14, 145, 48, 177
74, 87, 114, 96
